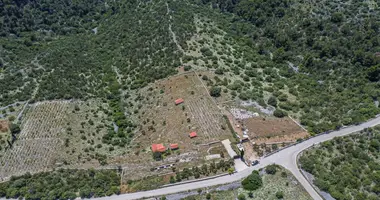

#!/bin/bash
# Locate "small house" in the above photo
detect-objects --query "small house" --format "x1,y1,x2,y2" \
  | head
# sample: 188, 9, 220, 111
189, 132, 197, 138
170, 143, 179, 150
151, 144, 166, 153
175, 98, 184, 105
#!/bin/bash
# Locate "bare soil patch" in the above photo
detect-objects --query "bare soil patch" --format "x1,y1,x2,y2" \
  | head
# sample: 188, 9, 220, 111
244, 117, 309, 144
0, 120, 9, 132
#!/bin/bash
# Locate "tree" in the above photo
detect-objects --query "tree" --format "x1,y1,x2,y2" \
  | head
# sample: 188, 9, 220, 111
265, 164, 278, 175
153, 152, 162, 161
184, 66, 192, 71
331, 12, 344, 23
273, 109, 287, 118
242, 170, 262, 191
206, 193, 211, 199
169, 176, 175, 183
268, 96, 277, 107
210, 86, 221, 97
367, 64, 380, 82
10, 123, 21, 135
275, 191, 284, 199
238, 193, 246, 200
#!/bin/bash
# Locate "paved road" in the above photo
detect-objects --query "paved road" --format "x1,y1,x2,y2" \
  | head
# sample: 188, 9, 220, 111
96, 116, 380, 200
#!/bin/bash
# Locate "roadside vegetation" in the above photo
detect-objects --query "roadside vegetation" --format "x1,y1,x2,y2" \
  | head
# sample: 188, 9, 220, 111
300, 126, 380, 200
0, 169, 120, 199
176, 165, 311, 200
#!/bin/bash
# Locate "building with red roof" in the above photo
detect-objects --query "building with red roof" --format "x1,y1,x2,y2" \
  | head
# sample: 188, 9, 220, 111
170, 143, 179, 150
175, 98, 184, 105
151, 144, 166, 153
189, 132, 197, 138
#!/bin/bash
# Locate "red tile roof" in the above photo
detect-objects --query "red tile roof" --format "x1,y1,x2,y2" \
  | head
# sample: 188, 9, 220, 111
175, 98, 184, 105
170, 143, 179, 150
189, 132, 197, 138
151, 144, 166, 153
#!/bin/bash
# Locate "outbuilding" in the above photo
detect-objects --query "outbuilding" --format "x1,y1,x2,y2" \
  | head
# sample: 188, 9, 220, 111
175, 98, 184, 105
151, 144, 166, 153
189, 132, 197, 138
170, 143, 179, 150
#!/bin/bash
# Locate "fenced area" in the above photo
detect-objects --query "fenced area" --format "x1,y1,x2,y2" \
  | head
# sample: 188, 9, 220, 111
0, 101, 69, 180
0, 100, 113, 181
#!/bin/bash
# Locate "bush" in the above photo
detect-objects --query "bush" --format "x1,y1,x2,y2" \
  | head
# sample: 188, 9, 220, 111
242, 170, 262, 191
238, 193, 246, 200
267, 96, 277, 107
153, 152, 162, 161
273, 109, 287, 118
10, 123, 21, 135
265, 164, 278, 175
275, 191, 284, 199
184, 65, 192, 71
210, 86, 222, 97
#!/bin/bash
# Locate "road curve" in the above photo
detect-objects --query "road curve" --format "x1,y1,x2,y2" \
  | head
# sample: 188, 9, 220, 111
97, 116, 380, 200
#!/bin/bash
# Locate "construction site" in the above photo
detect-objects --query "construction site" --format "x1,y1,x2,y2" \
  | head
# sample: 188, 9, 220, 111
224, 106, 310, 165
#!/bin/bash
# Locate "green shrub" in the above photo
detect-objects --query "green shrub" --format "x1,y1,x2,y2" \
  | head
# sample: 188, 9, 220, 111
273, 109, 287, 118
242, 170, 262, 191
275, 191, 284, 199
210, 86, 222, 97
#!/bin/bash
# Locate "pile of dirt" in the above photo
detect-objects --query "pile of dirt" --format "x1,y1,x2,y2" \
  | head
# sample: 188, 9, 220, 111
0, 120, 9, 132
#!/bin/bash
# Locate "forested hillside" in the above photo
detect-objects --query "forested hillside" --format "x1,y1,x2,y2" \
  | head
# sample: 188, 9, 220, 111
300, 126, 380, 199
191, 0, 380, 132
1, 0, 380, 135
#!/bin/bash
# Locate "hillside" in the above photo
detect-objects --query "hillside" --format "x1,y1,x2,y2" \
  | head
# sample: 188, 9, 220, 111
1, 0, 379, 134
300, 126, 380, 199
0, 0, 379, 198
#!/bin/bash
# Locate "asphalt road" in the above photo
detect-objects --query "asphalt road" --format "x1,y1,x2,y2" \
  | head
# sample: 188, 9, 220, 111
96, 116, 380, 200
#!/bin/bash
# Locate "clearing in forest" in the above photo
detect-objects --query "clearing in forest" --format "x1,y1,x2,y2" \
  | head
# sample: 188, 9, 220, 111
134, 72, 231, 149
244, 117, 309, 145
117, 72, 232, 180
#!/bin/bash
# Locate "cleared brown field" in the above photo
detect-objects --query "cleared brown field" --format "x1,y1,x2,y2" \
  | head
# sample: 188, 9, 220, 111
0, 120, 9, 133
244, 117, 309, 144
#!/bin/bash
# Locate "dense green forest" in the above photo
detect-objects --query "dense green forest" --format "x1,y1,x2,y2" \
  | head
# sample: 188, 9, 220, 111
0, 169, 120, 199
300, 126, 380, 200
190, 0, 380, 133
1, 0, 380, 135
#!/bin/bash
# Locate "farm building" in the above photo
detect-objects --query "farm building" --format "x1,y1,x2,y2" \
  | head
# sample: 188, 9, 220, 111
189, 132, 197, 138
151, 144, 166, 153
175, 98, 184, 105
170, 143, 179, 150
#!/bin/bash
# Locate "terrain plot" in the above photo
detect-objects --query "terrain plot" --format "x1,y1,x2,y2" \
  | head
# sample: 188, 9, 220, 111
117, 72, 233, 180
0, 100, 113, 180
244, 117, 308, 145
